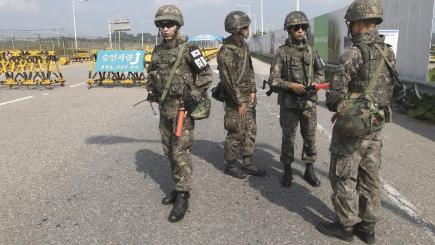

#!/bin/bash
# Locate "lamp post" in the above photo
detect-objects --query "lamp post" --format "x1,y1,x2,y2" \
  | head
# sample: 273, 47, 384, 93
72, 0, 88, 49
141, 19, 153, 48
235, 4, 251, 38
252, 14, 257, 36
260, 0, 264, 35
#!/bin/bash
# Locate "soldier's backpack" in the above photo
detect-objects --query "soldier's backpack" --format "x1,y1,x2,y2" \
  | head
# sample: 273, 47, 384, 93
334, 44, 390, 137
160, 43, 211, 120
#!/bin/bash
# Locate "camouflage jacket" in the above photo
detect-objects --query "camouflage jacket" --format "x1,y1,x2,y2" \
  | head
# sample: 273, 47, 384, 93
217, 37, 256, 107
325, 31, 396, 112
147, 37, 212, 119
270, 38, 325, 109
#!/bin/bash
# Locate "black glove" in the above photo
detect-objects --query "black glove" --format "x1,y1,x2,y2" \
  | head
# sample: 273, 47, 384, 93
146, 91, 159, 103
182, 93, 195, 110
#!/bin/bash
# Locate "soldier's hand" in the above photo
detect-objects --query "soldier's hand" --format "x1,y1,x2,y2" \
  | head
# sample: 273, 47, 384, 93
250, 93, 257, 106
331, 112, 338, 123
239, 103, 247, 118
183, 93, 195, 110
289, 83, 306, 95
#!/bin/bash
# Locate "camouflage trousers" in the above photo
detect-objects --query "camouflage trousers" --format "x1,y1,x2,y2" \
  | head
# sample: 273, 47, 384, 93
280, 106, 317, 166
224, 104, 257, 163
159, 115, 194, 192
329, 129, 382, 227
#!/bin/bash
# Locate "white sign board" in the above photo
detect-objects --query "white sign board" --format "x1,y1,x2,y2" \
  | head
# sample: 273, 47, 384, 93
112, 21, 131, 31
379, 30, 399, 57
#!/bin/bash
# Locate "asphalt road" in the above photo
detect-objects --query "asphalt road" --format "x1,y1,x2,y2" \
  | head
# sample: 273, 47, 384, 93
1, 59, 434, 244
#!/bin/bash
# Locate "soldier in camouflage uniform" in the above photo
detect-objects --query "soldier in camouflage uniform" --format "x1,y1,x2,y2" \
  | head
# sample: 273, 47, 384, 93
269, 11, 325, 188
217, 11, 266, 179
146, 5, 212, 222
316, 0, 396, 243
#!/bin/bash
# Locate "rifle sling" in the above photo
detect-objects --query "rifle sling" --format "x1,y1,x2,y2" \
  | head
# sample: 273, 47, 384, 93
159, 43, 188, 103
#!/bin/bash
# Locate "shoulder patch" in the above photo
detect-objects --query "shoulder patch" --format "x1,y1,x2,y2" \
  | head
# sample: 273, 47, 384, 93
188, 46, 209, 72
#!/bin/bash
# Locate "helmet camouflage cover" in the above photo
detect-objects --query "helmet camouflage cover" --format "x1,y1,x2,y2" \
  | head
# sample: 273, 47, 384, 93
225, 11, 251, 34
284, 11, 309, 30
345, 0, 383, 24
154, 5, 184, 27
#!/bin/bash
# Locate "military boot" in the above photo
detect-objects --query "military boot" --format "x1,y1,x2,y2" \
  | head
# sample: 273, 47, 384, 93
303, 163, 321, 187
241, 156, 266, 177
354, 221, 376, 244
224, 161, 247, 179
161, 190, 177, 205
168, 191, 189, 222
316, 222, 354, 242
281, 165, 293, 188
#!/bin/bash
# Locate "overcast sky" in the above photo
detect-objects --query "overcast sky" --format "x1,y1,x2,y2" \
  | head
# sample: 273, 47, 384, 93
0, 0, 433, 38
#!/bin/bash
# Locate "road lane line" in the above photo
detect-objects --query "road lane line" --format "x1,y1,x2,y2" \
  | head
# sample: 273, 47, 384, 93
69, 82, 85, 88
0, 96, 33, 106
316, 123, 435, 241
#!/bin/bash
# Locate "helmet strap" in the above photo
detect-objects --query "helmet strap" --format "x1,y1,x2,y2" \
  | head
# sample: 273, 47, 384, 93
346, 21, 352, 38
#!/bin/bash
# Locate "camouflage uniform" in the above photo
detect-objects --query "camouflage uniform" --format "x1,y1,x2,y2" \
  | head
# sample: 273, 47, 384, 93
218, 37, 257, 165
270, 38, 325, 165
147, 7, 212, 193
217, 11, 263, 177
322, 0, 396, 239
269, 11, 325, 187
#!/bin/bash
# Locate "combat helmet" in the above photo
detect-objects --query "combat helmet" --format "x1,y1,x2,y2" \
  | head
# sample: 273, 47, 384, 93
225, 11, 251, 34
154, 5, 184, 27
284, 11, 309, 30
345, 0, 383, 24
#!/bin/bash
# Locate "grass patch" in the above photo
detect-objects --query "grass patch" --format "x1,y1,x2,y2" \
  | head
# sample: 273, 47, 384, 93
405, 93, 435, 124
429, 68, 435, 82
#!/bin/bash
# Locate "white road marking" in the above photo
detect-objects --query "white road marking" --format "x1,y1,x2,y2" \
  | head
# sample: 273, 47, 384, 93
69, 82, 85, 88
270, 166, 283, 173
316, 123, 435, 241
382, 182, 435, 241
0, 96, 33, 106
61, 63, 89, 69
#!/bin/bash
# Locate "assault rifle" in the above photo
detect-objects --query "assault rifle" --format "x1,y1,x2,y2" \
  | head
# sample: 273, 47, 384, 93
262, 79, 330, 96
132, 92, 157, 115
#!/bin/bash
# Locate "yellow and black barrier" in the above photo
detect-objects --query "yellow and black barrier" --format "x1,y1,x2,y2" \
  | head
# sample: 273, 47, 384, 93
72, 49, 92, 63
0, 50, 65, 88
201, 47, 219, 60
